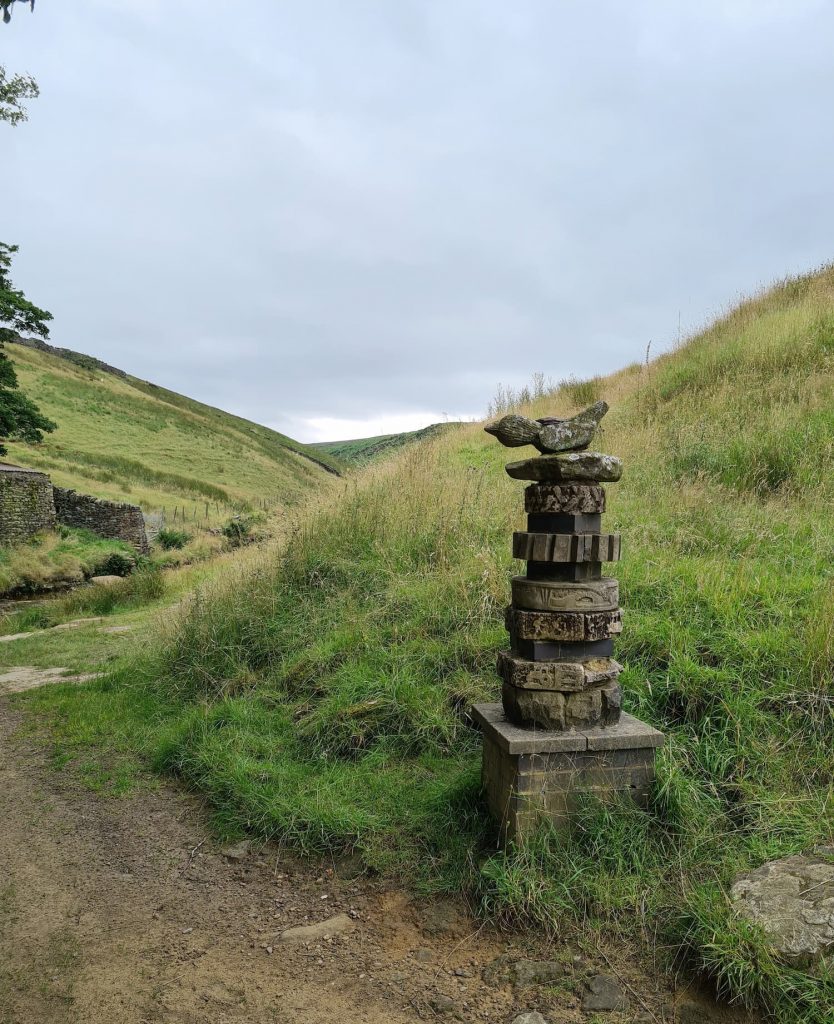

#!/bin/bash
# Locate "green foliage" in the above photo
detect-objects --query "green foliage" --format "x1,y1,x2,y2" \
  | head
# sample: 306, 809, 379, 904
0, 527, 135, 595
0, 63, 37, 124
91, 551, 135, 577
557, 374, 603, 408
220, 516, 253, 547
0, 244, 56, 454
156, 528, 191, 551
49, 565, 165, 620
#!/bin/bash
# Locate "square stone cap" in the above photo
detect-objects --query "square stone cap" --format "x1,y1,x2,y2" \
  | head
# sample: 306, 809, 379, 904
471, 703, 665, 754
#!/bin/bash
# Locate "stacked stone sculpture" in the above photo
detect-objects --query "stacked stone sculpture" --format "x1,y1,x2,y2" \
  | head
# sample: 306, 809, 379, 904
473, 401, 664, 840
491, 402, 624, 732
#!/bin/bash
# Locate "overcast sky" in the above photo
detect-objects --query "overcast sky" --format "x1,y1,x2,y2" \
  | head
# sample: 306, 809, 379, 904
4, 1, 834, 442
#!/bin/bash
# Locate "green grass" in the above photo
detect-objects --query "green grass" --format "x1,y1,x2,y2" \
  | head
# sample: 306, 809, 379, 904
10, 265, 834, 1021
4, 341, 343, 523
312, 421, 460, 465
0, 526, 136, 595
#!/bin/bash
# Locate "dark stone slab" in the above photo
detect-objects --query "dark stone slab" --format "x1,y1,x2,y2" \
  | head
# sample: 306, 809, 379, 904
525, 561, 603, 581
526, 512, 602, 533
511, 637, 614, 662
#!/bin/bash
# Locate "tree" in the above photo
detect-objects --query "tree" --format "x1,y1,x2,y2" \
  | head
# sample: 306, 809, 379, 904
0, 38, 56, 456
0, 243, 56, 455
1, 1, 35, 26
0, 65, 38, 125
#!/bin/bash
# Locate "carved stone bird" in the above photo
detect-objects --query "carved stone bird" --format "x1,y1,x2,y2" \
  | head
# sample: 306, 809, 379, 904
485, 399, 608, 453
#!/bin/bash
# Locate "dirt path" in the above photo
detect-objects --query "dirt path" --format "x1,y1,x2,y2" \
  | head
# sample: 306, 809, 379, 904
0, 697, 744, 1024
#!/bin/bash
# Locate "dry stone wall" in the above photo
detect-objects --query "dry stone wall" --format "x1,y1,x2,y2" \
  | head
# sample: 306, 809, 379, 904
0, 466, 56, 543
52, 487, 149, 554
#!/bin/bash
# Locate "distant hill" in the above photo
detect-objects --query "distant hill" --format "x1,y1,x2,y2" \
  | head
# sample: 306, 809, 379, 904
4, 339, 343, 520
312, 421, 461, 466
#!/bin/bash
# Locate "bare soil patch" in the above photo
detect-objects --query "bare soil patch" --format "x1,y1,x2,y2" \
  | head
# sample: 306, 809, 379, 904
0, 699, 746, 1023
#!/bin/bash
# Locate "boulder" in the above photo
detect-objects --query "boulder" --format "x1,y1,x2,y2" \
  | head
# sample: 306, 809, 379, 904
731, 853, 834, 966
582, 973, 628, 1012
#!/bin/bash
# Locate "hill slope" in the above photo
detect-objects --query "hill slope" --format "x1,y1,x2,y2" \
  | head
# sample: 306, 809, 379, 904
4, 340, 342, 520
312, 422, 461, 466
29, 266, 834, 1021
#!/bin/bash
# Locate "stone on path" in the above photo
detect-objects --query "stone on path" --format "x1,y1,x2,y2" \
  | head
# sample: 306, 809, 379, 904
505, 452, 623, 483
731, 853, 834, 966
582, 973, 628, 1011
90, 575, 124, 586
278, 912, 355, 943
0, 666, 102, 694
512, 1013, 549, 1024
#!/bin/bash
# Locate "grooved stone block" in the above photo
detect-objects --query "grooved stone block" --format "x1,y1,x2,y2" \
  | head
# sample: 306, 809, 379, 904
506, 607, 622, 642
513, 532, 621, 564
472, 703, 664, 842
497, 651, 622, 691
525, 484, 606, 514
511, 575, 619, 612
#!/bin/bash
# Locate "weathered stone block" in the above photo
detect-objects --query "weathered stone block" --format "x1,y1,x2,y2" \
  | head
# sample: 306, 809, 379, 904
512, 532, 621, 563
474, 704, 663, 841
507, 607, 622, 642
511, 575, 619, 612
502, 679, 622, 732
498, 651, 622, 691
506, 452, 622, 483
502, 682, 566, 730
524, 483, 606, 514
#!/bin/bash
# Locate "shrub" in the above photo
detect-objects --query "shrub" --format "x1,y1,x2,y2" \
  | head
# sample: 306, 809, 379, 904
91, 551, 136, 577
221, 516, 253, 547
156, 528, 191, 550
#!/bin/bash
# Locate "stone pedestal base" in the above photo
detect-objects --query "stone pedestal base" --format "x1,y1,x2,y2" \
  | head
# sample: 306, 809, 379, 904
472, 703, 664, 843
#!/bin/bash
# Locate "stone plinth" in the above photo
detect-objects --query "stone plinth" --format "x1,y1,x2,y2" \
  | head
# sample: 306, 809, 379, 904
473, 703, 664, 843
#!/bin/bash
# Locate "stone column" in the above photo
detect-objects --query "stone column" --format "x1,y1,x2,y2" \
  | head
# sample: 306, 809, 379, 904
473, 408, 663, 842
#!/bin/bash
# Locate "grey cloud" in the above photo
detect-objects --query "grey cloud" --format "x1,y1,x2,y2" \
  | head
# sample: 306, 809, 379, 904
4, 0, 834, 437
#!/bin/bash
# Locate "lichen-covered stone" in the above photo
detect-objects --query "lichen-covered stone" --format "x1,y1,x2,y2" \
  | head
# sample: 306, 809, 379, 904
497, 651, 622, 691
502, 679, 619, 731
525, 483, 606, 514
506, 452, 623, 483
506, 607, 622, 641
731, 854, 834, 966
484, 414, 541, 447
535, 400, 609, 453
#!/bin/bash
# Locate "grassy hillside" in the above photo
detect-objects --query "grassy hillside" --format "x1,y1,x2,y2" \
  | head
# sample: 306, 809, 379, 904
17, 266, 834, 1021
312, 421, 459, 465
4, 340, 343, 521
